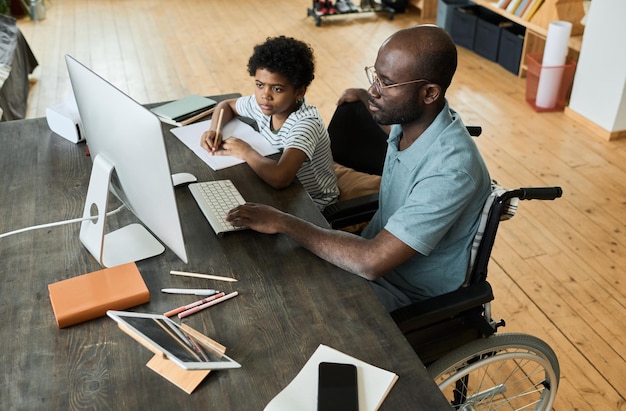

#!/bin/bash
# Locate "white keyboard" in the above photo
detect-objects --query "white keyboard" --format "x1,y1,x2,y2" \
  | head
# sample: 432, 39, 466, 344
188, 180, 247, 236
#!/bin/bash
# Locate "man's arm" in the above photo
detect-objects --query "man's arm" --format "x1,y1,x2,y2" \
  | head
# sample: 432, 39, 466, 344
226, 203, 417, 280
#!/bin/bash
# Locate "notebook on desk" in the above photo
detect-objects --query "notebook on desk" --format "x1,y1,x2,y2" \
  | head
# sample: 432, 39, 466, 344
150, 94, 217, 126
48, 262, 150, 328
264, 344, 398, 411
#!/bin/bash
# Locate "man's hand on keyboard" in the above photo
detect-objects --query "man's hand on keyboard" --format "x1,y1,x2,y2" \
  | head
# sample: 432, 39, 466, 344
226, 203, 286, 235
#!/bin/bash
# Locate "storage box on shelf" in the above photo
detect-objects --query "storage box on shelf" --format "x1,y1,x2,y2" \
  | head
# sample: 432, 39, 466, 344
454, 0, 585, 76
473, 9, 507, 61
437, 0, 473, 32
449, 5, 480, 49
449, 5, 511, 63
497, 23, 526, 75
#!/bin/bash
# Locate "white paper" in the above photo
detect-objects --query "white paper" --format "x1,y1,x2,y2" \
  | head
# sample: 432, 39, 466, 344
170, 118, 279, 170
264, 344, 399, 411
536, 21, 573, 109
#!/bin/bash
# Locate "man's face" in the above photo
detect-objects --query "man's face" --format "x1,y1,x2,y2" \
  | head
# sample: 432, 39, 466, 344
366, 50, 425, 126
368, 89, 423, 126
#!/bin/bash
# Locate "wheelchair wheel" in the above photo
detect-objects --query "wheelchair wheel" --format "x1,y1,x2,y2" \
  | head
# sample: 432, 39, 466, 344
427, 333, 559, 410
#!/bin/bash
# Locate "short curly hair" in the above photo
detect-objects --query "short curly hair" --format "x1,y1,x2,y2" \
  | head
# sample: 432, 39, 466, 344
247, 36, 315, 90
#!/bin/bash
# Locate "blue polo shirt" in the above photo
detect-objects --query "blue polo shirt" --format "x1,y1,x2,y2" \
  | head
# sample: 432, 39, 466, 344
362, 101, 491, 309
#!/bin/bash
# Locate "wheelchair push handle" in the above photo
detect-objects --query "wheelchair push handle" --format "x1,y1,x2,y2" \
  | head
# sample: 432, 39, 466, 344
518, 186, 563, 201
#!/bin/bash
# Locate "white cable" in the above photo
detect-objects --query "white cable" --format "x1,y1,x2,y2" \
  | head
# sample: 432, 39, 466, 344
0, 204, 126, 239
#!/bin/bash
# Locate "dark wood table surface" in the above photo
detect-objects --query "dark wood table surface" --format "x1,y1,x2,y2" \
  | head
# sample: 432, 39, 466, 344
0, 95, 451, 410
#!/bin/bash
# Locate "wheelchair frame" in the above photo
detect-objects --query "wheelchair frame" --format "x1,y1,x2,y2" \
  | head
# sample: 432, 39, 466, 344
390, 186, 563, 410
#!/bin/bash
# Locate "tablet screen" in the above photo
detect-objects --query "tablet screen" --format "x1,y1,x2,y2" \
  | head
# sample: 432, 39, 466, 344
107, 310, 241, 370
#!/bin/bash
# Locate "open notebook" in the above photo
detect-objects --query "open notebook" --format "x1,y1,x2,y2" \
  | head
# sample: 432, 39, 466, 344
264, 344, 398, 411
170, 117, 279, 170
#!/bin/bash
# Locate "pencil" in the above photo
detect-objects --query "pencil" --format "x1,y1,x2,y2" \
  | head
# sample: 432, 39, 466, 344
180, 106, 215, 126
178, 291, 239, 319
170, 270, 238, 282
213, 108, 224, 148
163, 292, 226, 317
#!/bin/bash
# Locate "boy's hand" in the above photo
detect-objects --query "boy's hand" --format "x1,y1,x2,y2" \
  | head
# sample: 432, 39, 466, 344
336, 88, 368, 106
200, 129, 220, 153
212, 137, 253, 159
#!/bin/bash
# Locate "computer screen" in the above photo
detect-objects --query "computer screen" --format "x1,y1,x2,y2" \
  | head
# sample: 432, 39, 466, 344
66, 55, 188, 267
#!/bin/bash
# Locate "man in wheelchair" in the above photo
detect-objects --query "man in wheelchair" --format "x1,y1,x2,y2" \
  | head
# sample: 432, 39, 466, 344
227, 25, 563, 409
226, 24, 491, 311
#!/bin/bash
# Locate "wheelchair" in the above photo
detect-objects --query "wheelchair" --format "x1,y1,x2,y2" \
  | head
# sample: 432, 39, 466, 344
323, 102, 562, 410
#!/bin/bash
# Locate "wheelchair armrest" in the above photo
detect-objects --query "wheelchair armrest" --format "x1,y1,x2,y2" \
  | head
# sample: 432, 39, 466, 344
390, 281, 494, 332
466, 125, 482, 137
322, 193, 379, 229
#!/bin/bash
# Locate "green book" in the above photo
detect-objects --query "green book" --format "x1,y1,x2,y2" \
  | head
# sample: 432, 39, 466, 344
150, 94, 217, 122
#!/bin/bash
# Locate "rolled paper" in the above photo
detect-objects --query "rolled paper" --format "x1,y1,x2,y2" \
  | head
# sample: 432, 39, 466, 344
541, 21, 573, 66
535, 21, 573, 109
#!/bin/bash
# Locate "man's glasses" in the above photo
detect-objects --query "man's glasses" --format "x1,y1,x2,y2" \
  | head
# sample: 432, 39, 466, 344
365, 66, 430, 94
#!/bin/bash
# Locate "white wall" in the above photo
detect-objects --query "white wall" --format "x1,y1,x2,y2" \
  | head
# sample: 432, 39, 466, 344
568, 0, 626, 132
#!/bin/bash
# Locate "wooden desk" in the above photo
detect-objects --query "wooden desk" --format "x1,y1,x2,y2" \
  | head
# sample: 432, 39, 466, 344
0, 103, 451, 409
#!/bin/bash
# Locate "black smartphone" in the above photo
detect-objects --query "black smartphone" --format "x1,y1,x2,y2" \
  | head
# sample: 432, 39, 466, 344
317, 362, 359, 411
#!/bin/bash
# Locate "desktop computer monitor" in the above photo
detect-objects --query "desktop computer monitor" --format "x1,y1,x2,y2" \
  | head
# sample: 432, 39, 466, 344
65, 55, 188, 267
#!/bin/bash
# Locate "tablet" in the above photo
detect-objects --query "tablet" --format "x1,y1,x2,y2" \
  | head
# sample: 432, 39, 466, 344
107, 310, 241, 370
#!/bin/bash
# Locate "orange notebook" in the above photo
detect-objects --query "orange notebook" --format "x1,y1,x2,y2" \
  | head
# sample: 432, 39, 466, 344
48, 262, 150, 328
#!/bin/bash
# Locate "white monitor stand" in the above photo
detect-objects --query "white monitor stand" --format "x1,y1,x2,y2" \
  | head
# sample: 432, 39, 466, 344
80, 154, 165, 268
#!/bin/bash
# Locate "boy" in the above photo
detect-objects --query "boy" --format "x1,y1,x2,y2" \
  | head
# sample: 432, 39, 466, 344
200, 36, 338, 209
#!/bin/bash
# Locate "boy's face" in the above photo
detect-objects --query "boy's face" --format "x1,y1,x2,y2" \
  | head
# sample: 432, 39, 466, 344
253, 69, 305, 119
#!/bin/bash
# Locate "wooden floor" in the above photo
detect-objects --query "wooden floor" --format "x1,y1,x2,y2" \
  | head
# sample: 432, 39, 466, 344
16, 1, 626, 409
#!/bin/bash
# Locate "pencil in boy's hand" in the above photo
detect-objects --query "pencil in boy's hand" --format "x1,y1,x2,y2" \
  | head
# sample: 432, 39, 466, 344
213, 108, 224, 149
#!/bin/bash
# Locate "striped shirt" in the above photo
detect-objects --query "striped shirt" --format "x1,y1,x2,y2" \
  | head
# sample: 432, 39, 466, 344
236, 95, 338, 209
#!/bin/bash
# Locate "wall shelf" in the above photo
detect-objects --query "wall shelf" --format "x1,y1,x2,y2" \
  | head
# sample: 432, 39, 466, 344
469, 0, 585, 76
